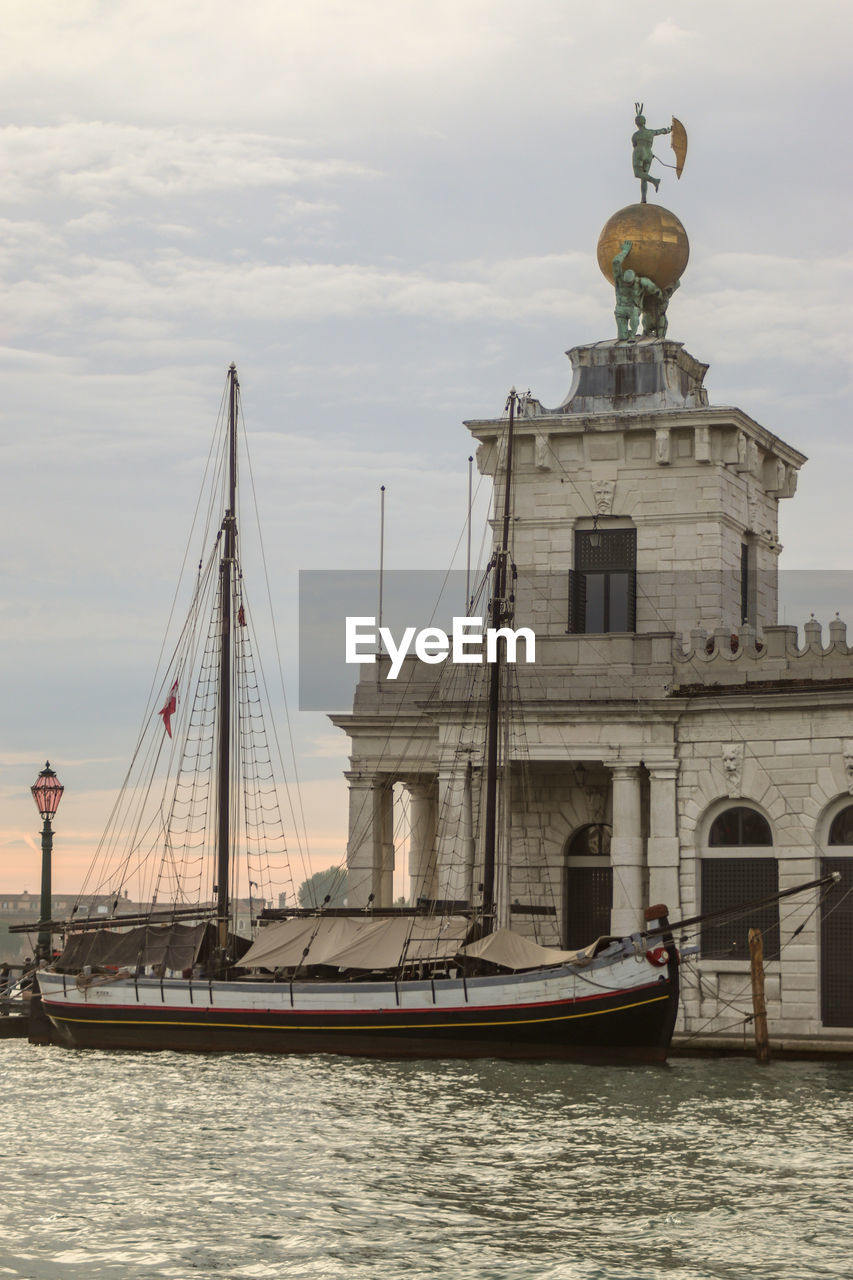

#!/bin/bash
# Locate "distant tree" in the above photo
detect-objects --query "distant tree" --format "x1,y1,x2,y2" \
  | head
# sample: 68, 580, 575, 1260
297, 867, 348, 908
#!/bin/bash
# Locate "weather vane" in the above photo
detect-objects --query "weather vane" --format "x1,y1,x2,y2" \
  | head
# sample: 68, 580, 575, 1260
594, 105, 690, 342
631, 103, 687, 204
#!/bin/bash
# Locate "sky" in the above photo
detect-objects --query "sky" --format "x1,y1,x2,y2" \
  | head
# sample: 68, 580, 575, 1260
1, 0, 852, 895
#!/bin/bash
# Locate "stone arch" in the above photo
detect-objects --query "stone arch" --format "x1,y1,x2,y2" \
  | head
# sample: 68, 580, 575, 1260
817, 795, 853, 848
562, 822, 613, 949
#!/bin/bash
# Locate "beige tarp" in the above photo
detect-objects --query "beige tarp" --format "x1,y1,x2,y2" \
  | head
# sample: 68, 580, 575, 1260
458, 927, 602, 971
330, 916, 470, 968
240, 916, 357, 969
241, 915, 470, 971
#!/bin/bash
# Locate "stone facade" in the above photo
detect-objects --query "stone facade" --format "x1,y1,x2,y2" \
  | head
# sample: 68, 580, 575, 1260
332, 338, 853, 1045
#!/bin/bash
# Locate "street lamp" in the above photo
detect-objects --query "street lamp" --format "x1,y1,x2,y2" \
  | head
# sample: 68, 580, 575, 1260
31, 761, 64, 964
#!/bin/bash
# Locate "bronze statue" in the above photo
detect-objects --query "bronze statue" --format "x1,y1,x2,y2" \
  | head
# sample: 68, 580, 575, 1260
612, 241, 662, 341
641, 278, 679, 338
598, 110, 689, 340
632, 104, 671, 204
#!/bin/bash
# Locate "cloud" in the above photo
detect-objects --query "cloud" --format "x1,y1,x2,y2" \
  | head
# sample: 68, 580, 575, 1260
682, 250, 853, 370
1, 0, 852, 898
645, 21, 697, 50
0, 240, 597, 344
0, 122, 375, 206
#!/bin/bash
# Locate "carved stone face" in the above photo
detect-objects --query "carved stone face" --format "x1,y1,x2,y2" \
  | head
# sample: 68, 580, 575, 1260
723, 746, 740, 773
592, 480, 615, 516
842, 741, 853, 794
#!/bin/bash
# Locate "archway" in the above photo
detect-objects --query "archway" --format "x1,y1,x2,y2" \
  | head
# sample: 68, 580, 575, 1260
563, 823, 612, 948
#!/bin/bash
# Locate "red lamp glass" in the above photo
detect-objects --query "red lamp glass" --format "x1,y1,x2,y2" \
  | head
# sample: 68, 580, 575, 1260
31, 761, 64, 819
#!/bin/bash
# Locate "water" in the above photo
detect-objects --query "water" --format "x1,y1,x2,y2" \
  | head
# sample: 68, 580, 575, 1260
1, 1044, 850, 1280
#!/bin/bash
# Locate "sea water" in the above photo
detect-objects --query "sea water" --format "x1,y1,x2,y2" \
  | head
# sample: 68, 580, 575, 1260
0, 1042, 850, 1280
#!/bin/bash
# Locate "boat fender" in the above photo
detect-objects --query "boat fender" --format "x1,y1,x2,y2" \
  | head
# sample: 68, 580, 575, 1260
645, 946, 669, 967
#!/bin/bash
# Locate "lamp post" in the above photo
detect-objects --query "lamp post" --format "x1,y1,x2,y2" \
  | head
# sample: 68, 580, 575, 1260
31, 761, 64, 964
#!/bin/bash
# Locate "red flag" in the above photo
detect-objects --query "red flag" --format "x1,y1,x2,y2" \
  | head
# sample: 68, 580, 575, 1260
237, 605, 246, 627
159, 680, 178, 737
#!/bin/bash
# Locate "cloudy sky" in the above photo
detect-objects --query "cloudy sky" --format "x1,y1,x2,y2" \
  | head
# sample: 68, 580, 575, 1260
2, 0, 851, 895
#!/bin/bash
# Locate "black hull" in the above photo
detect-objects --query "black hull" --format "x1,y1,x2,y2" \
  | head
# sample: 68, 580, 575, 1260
41, 972, 678, 1063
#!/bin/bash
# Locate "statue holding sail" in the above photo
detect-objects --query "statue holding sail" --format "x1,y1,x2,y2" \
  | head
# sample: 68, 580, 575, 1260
631, 103, 688, 203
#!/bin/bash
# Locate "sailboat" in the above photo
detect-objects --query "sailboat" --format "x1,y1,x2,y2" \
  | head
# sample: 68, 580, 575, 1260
28, 370, 690, 1060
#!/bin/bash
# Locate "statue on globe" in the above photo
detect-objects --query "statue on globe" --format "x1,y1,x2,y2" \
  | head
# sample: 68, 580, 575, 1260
631, 104, 688, 203
597, 109, 689, 339
612, 241, 662, 341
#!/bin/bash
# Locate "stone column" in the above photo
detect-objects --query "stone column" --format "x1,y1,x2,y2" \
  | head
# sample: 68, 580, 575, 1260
647, 764, 680, 916
345, 773, 392, 907
608, 764, 645, 936
376, 783, 394, 907
406, 781, 437, 904
436, 763, 473, 904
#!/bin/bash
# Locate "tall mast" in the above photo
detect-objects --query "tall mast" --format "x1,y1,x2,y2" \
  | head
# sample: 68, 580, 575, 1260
481, 388, 516, 929
216, 363, 238, 952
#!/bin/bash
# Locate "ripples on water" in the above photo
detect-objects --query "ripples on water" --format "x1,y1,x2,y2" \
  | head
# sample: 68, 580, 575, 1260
0, 1044, 850, 1280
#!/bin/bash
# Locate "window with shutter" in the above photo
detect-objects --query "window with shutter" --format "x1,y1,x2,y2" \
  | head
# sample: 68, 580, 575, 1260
568, 529, 637, 633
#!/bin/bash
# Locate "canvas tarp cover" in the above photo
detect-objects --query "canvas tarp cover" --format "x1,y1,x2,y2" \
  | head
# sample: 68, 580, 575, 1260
458, 927, 597, 971
241, 915, 470, 971
58, 923, 209, 972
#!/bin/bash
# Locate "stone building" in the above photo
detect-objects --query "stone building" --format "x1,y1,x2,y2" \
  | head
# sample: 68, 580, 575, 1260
332, 337, 853, 1046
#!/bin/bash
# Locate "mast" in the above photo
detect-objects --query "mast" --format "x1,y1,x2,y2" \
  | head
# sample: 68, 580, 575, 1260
216, 363, 239, 953
481, 388, 516, 929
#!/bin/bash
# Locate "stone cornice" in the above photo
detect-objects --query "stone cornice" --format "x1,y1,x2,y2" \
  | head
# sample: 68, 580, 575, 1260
465, 405, 806, 469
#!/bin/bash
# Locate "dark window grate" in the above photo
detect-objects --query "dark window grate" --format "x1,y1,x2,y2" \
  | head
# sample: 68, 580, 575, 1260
575, 529, 637, 570
564, 867, 612, 949
820, 857, 853, 1026
700, 858, 779, 960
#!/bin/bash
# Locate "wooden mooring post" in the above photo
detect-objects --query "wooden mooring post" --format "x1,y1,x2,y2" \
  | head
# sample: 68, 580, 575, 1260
748, 927, 771, 1064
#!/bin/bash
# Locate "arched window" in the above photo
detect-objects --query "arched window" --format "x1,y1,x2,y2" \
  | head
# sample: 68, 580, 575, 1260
828, 805, 853, 846
568, 824, 611, 857
701, 805, 779, 961
709, 807, 772, 847
563, 824, 612, 948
